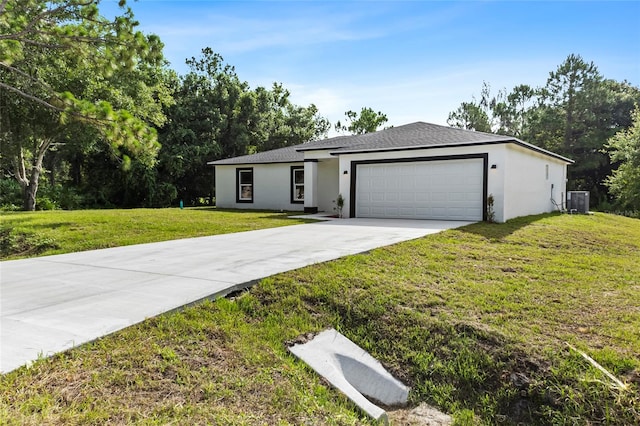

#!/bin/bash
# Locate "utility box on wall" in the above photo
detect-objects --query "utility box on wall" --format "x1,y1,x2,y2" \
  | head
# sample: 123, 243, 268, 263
567, 191, 589, 214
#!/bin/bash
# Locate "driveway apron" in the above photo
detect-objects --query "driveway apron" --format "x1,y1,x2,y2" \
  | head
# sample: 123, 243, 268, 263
1, 218, 470, 373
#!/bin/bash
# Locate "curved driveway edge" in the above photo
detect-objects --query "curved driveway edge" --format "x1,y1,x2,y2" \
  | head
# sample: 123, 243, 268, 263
1, 218, 471, 373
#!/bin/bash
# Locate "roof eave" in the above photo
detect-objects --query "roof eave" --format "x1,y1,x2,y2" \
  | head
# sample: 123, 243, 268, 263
296, 145, 347, 152
510, 139, 574, 164
208, 159, 303, 166
328, 138, 574, 164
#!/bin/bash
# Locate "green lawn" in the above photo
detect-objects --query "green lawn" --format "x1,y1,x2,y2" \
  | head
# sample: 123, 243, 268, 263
0, 208, 310, 260
1, 212, 638, 425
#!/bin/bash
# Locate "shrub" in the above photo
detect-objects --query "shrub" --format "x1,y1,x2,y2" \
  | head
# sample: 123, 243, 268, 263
0, 178, 22, 208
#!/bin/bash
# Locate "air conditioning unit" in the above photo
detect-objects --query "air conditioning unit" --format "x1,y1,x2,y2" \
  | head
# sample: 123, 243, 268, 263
567, 191, 589, 214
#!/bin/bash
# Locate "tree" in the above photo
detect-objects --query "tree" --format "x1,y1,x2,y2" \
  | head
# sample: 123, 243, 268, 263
335, 107, 388, 134
57, 62, 176, 208
0, 0, 162, 114
0, 0, 165, 210
156, 48, 329, 205
491, 84, 536, 137
532, 55, 640, 203
448, 54, 640, 206
155, 70, 222, 206
605, 105, 640, 210
448, 81, 495, 133
252, 83, 329, 153
536, 54, 602, 152
447, 101, 491, 132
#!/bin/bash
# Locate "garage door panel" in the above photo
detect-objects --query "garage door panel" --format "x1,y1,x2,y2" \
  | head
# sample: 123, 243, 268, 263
370, 192, 384, 202
448, 192, 467, 202
413, 176, 426, 186
432, 192, 447, 202
415, 193, 429, 202
356, 159, 483, 221
431, 175, 448, 185
431, 207, 447, 216
399, 193, 414, 202
367, 176, 381, 186
385, 193, 399, 202
464, 175, 480, 185
448, 175, 466, 185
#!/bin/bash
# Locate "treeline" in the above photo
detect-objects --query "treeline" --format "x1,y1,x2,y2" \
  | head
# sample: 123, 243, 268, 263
2, 3, 639, 212
448, 54, 640, 209
0, 1, 328, 210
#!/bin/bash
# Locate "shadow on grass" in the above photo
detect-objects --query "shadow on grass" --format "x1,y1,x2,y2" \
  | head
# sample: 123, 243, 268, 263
192, 207, 297, 215
0, 215, 40, 227
194, 207, 312, 221
0, 212, 74, 231
1, 219, 75, 231
458, 212, 560, 241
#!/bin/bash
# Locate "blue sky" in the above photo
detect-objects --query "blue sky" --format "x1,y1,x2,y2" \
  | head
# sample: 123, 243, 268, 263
103, 0, 640, 133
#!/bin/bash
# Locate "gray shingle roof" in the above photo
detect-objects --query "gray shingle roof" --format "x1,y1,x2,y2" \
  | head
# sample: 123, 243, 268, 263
207, 144, 304, 165
297, 122, 511, 152
209, 122, 573, 165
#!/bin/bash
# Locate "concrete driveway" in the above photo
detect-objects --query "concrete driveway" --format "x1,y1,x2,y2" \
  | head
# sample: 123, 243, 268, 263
1, 218, 471, 373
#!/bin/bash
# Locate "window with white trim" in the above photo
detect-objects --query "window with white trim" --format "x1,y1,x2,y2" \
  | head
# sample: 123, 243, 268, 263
237, 168, 253, 203
291, 167, 304, 203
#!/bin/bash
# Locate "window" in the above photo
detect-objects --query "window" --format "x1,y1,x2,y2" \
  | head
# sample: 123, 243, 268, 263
237, 168, 253, 203
291, 166, 304, 203
545, 164, 549, 180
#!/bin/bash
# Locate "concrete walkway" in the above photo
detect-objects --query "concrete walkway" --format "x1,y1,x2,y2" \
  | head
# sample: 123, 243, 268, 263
1, 218, 470, 373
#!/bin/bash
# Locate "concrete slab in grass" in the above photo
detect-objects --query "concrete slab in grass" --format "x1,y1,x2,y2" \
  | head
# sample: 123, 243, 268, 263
289, 328, 409, 424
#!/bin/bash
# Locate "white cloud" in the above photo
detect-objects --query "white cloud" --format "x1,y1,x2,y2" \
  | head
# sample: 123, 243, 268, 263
281, 57, 562, 137
142, 8, 384, 56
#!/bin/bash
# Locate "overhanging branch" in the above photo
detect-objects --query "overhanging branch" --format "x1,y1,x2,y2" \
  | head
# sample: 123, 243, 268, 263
0, 81, 63, 112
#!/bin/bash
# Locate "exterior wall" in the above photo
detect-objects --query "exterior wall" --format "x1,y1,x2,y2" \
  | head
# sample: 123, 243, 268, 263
503, 145, 568, 221
303, 161, 318, 212
214, 163, 305, 211
485, 146, 507, 223
317, 159, 339, 213
337, 144, 510, 222
214, 143, 568, 221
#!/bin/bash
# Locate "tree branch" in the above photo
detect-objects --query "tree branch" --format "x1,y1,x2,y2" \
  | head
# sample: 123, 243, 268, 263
0, 1, 97, 43
0, 4, 70, 42
14, 148, 29, 188
35, 137, 53, 168
0, 81, 115, 132
0, 81, 64, 112
1, 61, 57, 93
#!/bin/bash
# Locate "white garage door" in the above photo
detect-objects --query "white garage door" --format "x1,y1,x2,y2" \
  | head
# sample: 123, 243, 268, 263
356, 159, 484, 221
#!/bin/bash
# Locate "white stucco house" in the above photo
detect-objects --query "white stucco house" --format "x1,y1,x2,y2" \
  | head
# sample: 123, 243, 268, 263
208, 122, 573, 223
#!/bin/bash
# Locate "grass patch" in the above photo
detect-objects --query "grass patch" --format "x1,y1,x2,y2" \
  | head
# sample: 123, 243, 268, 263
1, 212, 638, 424
0, 208, 310, 260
